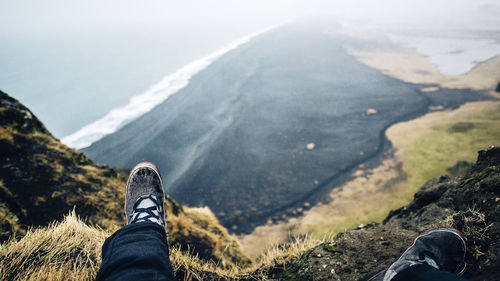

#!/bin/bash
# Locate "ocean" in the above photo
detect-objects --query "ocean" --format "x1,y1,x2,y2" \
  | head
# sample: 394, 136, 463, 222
0, 23, 271, 138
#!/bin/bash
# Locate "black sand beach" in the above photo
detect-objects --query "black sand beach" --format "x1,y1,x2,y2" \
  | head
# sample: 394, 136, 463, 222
83, 20, 491, 233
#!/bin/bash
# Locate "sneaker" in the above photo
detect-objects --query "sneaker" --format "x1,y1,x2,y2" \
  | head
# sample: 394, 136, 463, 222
368, 227, 466, 281
125, 162, 166, 227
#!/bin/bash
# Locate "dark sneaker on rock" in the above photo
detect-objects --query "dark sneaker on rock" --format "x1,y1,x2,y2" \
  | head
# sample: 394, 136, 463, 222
369, 227, 466, 281
125, 162, 166, 227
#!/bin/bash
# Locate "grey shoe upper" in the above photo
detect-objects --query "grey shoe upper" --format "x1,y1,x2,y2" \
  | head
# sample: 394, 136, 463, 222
125, 162, 165, 226
370, 227, 466, 281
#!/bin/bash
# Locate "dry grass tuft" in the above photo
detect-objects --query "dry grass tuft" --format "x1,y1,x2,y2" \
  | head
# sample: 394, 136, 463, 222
255, 234, 324, 269
0, 211, 108, 281
446, 209, 492, 263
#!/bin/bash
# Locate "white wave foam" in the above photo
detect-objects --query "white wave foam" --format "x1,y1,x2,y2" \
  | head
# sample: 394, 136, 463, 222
62, 23, 284, 150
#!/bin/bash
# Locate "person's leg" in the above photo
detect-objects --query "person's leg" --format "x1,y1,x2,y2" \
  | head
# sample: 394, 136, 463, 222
365, 227, 468, 281
95, 162, 176, 281
95, 222, 176, 281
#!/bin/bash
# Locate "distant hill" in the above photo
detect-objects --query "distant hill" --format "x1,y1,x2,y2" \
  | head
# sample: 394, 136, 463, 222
0, 90, 250, 266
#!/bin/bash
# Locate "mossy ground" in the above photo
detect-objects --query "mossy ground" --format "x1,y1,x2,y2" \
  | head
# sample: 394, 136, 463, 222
394, 102, 500, 199
381, 101, 500, 223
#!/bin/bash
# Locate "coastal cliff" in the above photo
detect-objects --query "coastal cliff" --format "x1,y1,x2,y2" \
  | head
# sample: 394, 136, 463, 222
0, 90, 250, 268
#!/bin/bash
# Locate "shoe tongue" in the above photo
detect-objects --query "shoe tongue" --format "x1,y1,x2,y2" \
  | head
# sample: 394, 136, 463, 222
137, 196, 157, 209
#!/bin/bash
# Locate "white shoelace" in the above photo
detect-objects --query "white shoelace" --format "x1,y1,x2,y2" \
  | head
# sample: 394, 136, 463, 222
129, 195, 164, 226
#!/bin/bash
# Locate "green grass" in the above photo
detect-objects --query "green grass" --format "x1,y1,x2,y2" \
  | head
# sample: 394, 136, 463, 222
305, 102, 500, 239
393, 102, 500, 203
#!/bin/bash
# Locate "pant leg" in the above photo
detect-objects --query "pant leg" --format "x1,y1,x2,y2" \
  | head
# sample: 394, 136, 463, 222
95, 222, 176, 281
392, 264, 468, 281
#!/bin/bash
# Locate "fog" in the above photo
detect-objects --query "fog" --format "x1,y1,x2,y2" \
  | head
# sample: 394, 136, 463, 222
1, 0, 499, 138
1, 0, 499, 34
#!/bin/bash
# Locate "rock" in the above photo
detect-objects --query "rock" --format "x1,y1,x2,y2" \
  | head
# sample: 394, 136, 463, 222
421, 86, 440, 92
306, 142, 316, 150
429, 105, 444, 111
471, 145, 499, 174
365, 108, 377, 115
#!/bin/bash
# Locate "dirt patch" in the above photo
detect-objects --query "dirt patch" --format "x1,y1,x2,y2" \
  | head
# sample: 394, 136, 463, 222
239, 153, 407, 258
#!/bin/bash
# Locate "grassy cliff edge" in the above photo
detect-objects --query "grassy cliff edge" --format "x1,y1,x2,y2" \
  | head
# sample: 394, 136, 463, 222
1, 146, 498, 281
0, 90, 250, 271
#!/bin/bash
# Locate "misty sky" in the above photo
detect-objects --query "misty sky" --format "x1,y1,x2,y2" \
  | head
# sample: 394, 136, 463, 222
1, 0, 499, 34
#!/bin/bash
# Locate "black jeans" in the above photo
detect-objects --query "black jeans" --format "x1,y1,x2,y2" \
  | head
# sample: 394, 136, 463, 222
95, 222, 176, 281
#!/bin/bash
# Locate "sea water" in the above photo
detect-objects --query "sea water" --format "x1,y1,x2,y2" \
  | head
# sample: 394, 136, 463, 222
0, 23, 269, 139
387, 33, 500, 75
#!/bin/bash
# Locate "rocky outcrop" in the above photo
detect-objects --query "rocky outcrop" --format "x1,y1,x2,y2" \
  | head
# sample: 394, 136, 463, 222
0, 90, 126, 240
282, 146, 499, 281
